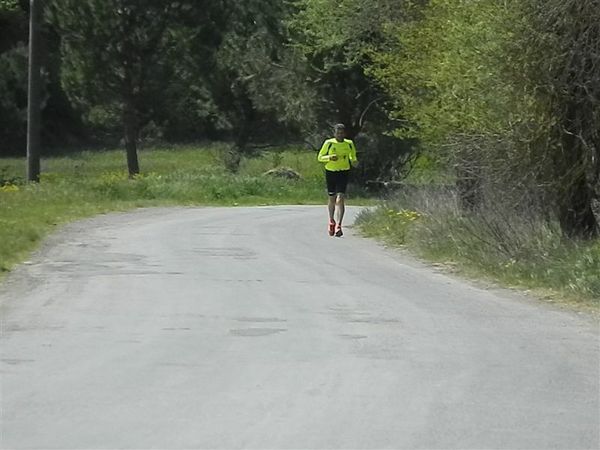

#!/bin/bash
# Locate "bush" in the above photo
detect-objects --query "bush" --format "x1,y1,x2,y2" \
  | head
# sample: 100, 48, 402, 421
357, 188, 600, 304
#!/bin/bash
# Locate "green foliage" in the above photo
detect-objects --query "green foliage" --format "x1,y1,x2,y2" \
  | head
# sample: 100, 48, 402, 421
370, 0, 599, 238
47, 0, 236, 173
0, 0, 86, 155
403, 154, 451, 185
0, 1, 28, 153
0, 44, 28, 152
0, 0, 25, 54
48, 1, 198, 120
266, 0, 420, 183
0, 0, 418, 184
290, 0, 411, 68
371, 0, 528, 143
287, 0, 394, 135
202, 0, 294, 148
45, 1, 299, 151
0, 0, 18, 11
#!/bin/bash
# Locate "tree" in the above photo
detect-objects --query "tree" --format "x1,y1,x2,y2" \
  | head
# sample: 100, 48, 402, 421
236, 0, 420, 182
370, 0, 599, 237
0, 0, 28, 155
371, 0, 527, 206
0, 0, 85, 157
515, 0, 599, 238
202, 0, 292, 153
286, 0, 401, 137
48, 0, 228, 176
0, 45, 28, 155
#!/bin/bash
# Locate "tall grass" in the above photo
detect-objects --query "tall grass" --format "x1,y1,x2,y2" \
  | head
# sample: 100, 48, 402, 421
356, 187, 600, 306
0, 144, 368, 273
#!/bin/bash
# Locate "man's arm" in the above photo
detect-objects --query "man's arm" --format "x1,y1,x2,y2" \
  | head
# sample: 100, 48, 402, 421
349, 141, 358, 166
317, 141, 334, 162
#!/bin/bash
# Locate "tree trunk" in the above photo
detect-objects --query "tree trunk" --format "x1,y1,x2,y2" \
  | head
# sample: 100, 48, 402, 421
558, 173, 598, 239
557, 102, 599, 239
456, 166, 482, 212
455, 141, 482, 212
123, 101, 140, 177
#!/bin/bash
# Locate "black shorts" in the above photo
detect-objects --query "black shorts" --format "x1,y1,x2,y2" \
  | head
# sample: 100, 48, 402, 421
325, 169, 350, 195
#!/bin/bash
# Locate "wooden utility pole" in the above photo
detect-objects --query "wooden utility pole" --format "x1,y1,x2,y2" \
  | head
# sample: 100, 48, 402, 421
27, 0, 42, 182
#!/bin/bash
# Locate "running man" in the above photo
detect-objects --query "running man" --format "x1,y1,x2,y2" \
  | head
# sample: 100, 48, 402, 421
317, 123, 358, 237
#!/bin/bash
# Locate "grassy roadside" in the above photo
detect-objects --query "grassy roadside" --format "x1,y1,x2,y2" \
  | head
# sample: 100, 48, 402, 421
0, 144, 371, 275
4, 144, 597, 311
356, 203, 600, 310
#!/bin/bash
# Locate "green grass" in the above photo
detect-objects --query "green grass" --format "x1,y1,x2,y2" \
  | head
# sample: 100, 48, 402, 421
0, 144, 370, 274
356, 204, 600, 309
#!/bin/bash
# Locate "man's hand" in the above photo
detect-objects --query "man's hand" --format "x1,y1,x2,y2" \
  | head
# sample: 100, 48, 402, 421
329, 155, 338, 161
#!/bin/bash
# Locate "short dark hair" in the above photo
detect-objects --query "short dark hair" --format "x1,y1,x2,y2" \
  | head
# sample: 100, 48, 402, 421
334, 123, 345, 132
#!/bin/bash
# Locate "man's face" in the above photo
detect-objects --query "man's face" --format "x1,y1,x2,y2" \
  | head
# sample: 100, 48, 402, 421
335, 128, 345, 141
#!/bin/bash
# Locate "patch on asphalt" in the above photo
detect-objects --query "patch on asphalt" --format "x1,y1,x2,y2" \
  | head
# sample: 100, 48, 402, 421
234, 317, 287, 323
229, 328, 286, 337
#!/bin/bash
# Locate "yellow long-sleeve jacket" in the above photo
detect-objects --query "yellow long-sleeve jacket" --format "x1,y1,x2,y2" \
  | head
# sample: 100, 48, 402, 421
317, 138, 358, 171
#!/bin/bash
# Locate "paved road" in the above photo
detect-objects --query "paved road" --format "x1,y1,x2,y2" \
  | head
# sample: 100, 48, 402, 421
1, 206, 598, 449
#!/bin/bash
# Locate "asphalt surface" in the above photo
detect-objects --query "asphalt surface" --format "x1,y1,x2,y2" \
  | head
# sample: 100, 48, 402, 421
1, 206, 598, 449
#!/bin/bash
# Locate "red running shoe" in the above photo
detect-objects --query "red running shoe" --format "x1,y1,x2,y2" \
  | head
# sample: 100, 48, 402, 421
328, 220, 336, 236
335, 225, 343, 237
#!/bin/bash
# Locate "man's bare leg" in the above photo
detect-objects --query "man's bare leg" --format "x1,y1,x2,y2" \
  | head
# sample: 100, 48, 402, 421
335, 194, 345, 236
328, 195, 336, 221
327, 194, 337, 235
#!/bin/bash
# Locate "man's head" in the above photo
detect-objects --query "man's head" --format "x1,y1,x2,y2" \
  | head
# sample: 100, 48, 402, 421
334, 123, 346, 141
